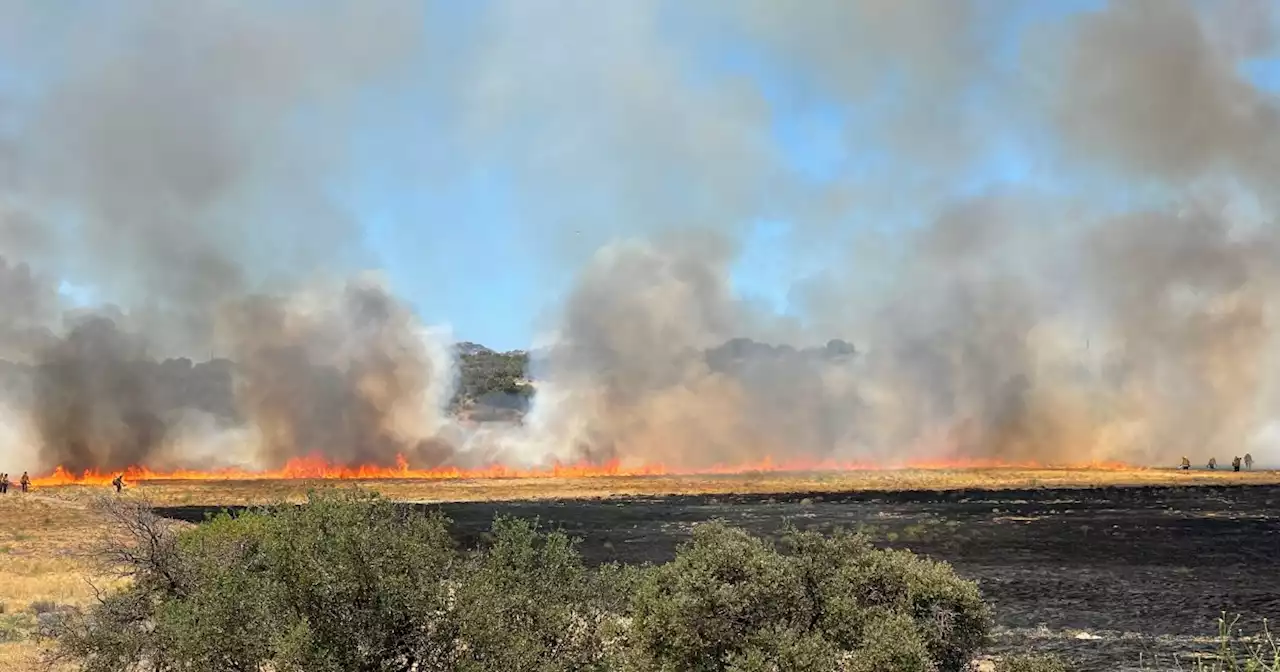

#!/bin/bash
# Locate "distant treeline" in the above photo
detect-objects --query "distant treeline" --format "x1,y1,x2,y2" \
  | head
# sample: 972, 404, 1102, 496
0, 337, 858, 423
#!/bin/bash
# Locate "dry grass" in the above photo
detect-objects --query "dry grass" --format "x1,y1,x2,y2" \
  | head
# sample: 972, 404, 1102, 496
0, 495, 125, 670
27, 466, 1280, 507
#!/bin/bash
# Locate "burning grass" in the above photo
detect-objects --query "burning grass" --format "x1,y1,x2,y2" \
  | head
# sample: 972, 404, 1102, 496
30, 456, 1141, 488
23, 465, 1280, 507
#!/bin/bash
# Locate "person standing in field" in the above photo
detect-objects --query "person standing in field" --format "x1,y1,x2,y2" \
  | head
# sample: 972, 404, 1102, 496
1244, 453, 1254, 470
112, 474, 124, 494
1232, 456, 1242, 472
19, 471, 30, 493
0, 473, 8, 494
1180, 456, 1191, 470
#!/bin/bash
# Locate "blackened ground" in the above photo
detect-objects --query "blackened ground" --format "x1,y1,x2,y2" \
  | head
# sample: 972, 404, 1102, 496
155, 484, 1280, 671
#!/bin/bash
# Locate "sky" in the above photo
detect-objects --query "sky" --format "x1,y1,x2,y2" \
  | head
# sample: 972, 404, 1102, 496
331, 4, 924, 350
10, 0, 1280, 472
332, 0, 1153, 351
3, 0, 1280, 354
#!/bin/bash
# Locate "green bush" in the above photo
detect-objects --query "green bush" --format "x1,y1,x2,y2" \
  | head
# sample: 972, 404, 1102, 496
50, 492, 996, 672
624, 522, 991, 672
998, 653, 1069, 672
450, 516, 637, 671
0, 613, 33, 643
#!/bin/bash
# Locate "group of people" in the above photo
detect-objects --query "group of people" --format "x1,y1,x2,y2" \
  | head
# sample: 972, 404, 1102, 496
0, 472, 29, 494
0, 472, 125, 494
1179, 454, 1254, 472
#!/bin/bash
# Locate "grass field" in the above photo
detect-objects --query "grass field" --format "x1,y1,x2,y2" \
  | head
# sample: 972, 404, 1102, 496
0, 496, 137, 669
2, 466, 1278, 670
26, 465, 1280, 507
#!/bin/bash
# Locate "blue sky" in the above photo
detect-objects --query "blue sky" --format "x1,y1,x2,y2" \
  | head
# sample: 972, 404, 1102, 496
10, 0, 1280, 353
346, 2, 1060, 351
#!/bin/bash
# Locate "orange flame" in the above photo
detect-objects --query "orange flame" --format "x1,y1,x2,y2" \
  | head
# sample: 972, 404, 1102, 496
29, 454, 1139, 487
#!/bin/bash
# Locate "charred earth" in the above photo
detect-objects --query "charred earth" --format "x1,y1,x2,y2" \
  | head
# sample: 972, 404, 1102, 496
156, 482, 1280, 671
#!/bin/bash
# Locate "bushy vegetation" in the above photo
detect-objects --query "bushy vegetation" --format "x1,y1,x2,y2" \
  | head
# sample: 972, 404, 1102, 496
48, 490, 1006, 672
997, 654, 1068, 672
451, 343, 534, 414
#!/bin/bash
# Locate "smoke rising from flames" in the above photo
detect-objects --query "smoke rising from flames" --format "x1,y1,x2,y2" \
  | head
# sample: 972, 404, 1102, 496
222, 279, 459, 471
1, 0, 1280, 475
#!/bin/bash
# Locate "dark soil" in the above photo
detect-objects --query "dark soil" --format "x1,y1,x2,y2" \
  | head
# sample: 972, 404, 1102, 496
155, 484, 1280, 671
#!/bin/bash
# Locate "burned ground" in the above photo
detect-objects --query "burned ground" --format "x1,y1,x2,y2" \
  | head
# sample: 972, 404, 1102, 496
155, 482, 1280, 671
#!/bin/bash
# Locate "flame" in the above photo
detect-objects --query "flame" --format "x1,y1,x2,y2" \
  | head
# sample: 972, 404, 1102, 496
29, 454, 1139, 487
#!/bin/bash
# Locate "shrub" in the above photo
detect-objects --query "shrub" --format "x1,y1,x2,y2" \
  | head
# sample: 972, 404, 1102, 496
27, 600, 60, 615
998, 653, 1069, 672
450, 516, 618, 671
53, 491, 462, 672
0, 614, 31, 643
51, 493, 996, 672
625, 522, 992, 672
253, 491, 461, 671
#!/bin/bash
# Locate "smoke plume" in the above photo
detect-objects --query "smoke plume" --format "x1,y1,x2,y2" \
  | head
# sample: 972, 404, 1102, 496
0, 0, 442, 471
3, 0, 1280, 473
222, 278, 457, 470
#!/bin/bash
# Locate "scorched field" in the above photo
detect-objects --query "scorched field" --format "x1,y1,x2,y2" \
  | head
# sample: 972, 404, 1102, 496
3, 467, 1279, 671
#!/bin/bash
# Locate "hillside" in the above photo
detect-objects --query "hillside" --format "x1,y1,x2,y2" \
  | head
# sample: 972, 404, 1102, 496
450, 342, 534, 421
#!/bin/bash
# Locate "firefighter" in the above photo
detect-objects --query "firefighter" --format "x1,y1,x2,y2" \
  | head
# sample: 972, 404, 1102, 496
19, 471, 29, 493
1232, 456, 1242, 472
0, 473, 8, 494
1180, 456, 1191, 470
1244, 453, 1254, 470
1207, 457, 1217, 470
111, 474, 124, 494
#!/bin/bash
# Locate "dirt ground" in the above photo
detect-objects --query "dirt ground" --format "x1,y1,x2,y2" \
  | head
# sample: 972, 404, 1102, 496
7, 467, 1280, 671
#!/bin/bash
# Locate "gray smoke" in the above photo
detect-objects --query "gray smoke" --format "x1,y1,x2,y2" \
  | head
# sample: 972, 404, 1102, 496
33, 315, 168, 472
222, 278, 456, 471
514, 237, 864, 469
0, 0, 452, 472
14, 0, 427, 354
512, 0, 1280, 469
5, 0, 1280, 474
1042, 0, 1280, 185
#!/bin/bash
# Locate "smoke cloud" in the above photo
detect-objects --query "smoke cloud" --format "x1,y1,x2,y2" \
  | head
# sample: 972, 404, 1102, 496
222, 278, 457, 471
0, 0, 441, 471
2, 0, 1280, 473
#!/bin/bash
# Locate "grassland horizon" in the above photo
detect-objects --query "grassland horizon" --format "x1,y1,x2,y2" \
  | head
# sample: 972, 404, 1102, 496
17, 465, 1280, 507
